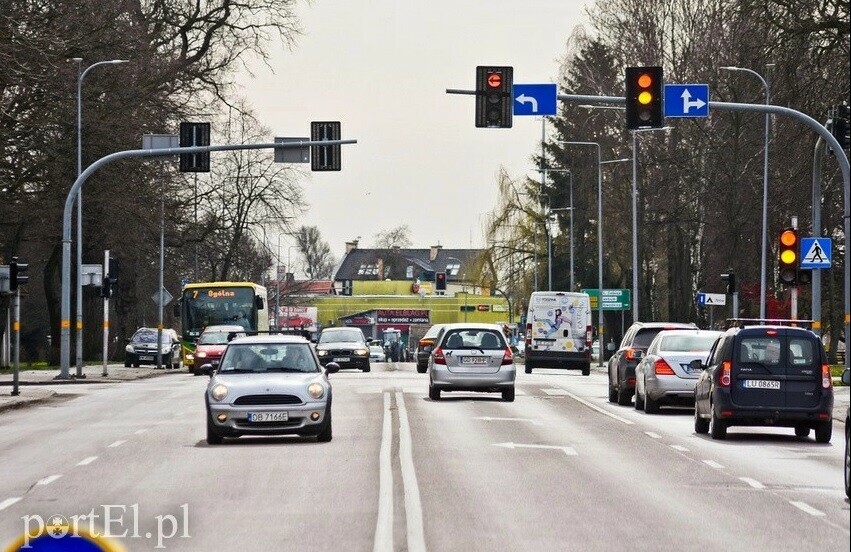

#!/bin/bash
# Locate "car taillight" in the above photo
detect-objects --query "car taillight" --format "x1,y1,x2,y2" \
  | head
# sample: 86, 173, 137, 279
719, 360, 731, 387
502, 347, 513, 365
525, 323, 532, 346
821, 364, 832, 389
654, 358, 675, 375
433, 347, 446, 365
625, 348, 637, 360
419, 338, 434, 348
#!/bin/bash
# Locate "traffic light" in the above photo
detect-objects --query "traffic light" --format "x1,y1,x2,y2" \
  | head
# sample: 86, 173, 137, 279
435, 272, 447, 292
101, 258, 119, 298
310, 121, 341, 172
9, 257, 28, 290
179, 122, 211, 172
778, 228, 798, 286
720, 271, 736, 295
625, 66, 663, 130
832, 105, 849, 149
475, 66, 513, 128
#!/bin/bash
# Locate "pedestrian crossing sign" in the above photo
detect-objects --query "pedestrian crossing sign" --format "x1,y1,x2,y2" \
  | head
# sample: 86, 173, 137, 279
800, 237, 831, 269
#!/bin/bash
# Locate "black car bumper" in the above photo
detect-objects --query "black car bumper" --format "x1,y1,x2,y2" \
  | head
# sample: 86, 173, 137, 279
711, 391, 834, 427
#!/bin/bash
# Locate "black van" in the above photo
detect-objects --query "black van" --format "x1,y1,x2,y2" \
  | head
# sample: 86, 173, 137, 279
693, 324, 834, 441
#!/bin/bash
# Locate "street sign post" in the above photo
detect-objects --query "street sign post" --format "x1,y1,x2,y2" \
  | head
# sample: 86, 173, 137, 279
800, 237, 831, 269
583, 289, 631, 310
696, 292, 727, 306
663, 84, 709, 118
513, 84, 558, 116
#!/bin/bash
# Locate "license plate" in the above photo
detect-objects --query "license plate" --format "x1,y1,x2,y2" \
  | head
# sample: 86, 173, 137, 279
460, 356, 489, 365
742, 379, 781, 390
247, 412, 289, 422
333, 357, 350, 362
139, 356, 153, 361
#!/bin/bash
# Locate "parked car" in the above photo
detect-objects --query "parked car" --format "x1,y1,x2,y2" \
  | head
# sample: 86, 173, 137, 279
191, 324, 246, 375
315, 327, 371, 372
693, 324, 834, 441
369, 344, 386, 362
524, 291, 593, 375
416, 324, 446, 374
634, 329, 722, 413
202, 334, 338, 444
427, 323, 516, 402
608, 321, 697, 406
124, 327, 181, 369
843, 369, 850, 498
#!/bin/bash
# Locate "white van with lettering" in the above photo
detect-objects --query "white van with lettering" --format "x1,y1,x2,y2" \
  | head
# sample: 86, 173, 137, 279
524, 291, 592, 375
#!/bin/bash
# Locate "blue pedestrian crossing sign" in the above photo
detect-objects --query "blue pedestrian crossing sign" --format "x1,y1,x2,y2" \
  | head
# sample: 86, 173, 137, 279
513, 84, 558, 116
800, 237, 831, 269
663, 84, 709, 117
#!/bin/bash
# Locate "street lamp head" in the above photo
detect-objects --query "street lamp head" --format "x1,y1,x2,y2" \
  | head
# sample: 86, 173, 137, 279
111, 59, 130, 64
719, 66, 739, 71
70, 57, 83, 63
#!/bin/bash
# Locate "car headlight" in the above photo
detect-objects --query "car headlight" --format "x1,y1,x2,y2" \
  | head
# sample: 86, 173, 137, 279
317, 350, 328, 357
186, 353, 194, 360
211, 384, 228, 401
308, 383, 325, 399
196, 351, 207, 358
125, 345, 133, 353
355, 348, 368, 356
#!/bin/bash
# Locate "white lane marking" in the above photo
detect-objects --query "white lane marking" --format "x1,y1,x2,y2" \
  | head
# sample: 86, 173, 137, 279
563, 391, 634, 425
373, 393, 393, 552
670, 445, 689, 452
37, 475, 62, 486
644, 431, 662, 439
108, 440, 127, 448
739, 477, 765, 489
0, 497, 22, 511
475, 416, 543, 426
541, 388, 569, 396
703, 460, 725, 469
493, 442, 578, 456
77, 456, 98, 466
395, 391, 426, 552
134, 429, 149, 435
789, 501, 825, 516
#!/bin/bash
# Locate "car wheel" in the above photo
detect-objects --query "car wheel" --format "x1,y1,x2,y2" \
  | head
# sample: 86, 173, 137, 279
428, 384, 440, 401
644, 393, 660, 414
814, 421, 832, 443
634, 387, 644, 411
581, 363, 591, 376
133, 363, 140, 368
844, 424, 850, 499
163, 354, 173, 369
124, 359, 131, 368
694, 406, 709, 434
317, 409, 333, 443
794, 425, 810, 438
206, 414, 224, 445
416, 364, 427, 374
502, 387, 515, 402
617, 384, 632, 406
709, 407, 727, 440
608, 385, 617, 403
362, 362, 371, 373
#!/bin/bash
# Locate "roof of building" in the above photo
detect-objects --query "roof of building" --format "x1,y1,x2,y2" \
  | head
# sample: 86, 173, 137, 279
334, 247, 487, 281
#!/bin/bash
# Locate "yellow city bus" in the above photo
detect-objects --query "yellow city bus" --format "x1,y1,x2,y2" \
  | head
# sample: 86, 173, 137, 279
176, 281, 269, 368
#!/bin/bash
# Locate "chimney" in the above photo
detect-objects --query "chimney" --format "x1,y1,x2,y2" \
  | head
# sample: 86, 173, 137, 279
345, 240, 359, 254
430, 244, 442, 262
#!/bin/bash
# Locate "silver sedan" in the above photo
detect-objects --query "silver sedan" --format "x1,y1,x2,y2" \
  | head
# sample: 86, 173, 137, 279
428, 323, 516, 401
634, 329, 722, 413
202, 335, 339, 444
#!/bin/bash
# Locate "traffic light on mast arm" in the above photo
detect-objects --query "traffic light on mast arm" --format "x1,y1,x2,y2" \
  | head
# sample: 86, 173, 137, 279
9, 257, 28, 290
625, 66, 663, 130
475, 66, 513, 129
435, 272, 447, 292
778, 228, 799, 286
720, 271, 736, 295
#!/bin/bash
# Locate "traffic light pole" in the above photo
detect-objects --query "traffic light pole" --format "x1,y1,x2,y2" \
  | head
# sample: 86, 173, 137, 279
790, 217, 799, 320
58, 139, 357, 378
102, 249, 109, 377
11, 287, 20, 396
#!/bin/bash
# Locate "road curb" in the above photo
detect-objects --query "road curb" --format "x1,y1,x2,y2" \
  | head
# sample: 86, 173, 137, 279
0, 390, 58, 414
0, 369, 186, 386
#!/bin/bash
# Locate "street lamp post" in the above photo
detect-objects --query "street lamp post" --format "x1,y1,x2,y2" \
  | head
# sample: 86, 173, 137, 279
73, 58, 129, 377
721, 65, 772, 320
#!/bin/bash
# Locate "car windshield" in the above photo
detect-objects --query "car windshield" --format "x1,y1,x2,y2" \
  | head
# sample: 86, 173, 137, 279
423, 325, 444, 339
199, 330, 243, 345
132, 332, 169, 344
218, 343, 318, 373
369, 346, 384, 353
319, 330, 363, 343
660, 334, 718, 352
442, 329, 505, 350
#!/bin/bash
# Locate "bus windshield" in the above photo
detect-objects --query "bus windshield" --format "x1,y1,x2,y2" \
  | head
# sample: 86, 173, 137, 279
181, 286, 257, 338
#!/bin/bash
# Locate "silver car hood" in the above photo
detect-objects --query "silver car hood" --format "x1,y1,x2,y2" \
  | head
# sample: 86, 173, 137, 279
316, 341, 364, 350
212, 372, 324, 389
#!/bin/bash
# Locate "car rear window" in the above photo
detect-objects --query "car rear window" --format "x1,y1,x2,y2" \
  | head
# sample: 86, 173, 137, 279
739, 337, 782, 366
633, 329, 664, 348
442, 329, 506, 350
660, 334, 718, 352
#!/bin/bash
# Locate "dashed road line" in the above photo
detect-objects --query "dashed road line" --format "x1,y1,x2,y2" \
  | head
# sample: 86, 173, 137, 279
644, 431, 662, 439
36, 475, 62, 486
108, 440, 127, 448
739, 477, 765, 489
77, 456, 98, 466
702, 460, 725, 469
134, 429, 149, 435
670, 445, 689, 452
563, 391, 634, 425
541, 388, 569, 396
0, 497, 22, 511
789, 501, 825, 516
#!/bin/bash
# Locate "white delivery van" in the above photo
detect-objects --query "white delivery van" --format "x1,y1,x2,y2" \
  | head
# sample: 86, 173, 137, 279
524, 291, 593, 375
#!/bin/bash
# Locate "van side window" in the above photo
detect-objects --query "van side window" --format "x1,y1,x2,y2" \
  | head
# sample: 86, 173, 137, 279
788, 338, 814, 366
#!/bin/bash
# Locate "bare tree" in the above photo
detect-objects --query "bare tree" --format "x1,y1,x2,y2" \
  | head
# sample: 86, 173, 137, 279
293, 226, 336, 280
374, 225, 413, 248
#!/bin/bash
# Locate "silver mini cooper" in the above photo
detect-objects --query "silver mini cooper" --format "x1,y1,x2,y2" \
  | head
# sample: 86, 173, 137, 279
202, 335, 339, 444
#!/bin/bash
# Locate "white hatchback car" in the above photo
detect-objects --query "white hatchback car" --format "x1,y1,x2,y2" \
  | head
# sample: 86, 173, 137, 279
428, 323, 516, 402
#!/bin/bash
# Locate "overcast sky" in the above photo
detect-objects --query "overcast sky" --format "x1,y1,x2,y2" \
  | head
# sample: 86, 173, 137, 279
239, 0, 589, 262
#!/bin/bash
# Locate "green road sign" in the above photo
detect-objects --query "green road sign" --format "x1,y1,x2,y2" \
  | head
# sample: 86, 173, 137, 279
582, 289, 631, 310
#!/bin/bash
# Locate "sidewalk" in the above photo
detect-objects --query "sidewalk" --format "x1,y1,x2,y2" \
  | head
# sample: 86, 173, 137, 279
0, 364, 185, 413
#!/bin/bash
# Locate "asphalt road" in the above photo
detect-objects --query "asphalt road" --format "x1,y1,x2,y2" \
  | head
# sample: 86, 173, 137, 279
0, 363, 848, 551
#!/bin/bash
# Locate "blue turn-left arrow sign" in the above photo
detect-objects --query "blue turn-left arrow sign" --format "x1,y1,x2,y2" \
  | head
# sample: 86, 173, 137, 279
513, 84, 558, 116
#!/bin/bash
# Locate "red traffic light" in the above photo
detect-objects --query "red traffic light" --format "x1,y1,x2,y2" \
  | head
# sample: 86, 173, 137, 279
487, 72, 502, 88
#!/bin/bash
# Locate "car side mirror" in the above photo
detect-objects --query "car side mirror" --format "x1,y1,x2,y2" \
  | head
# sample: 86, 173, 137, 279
200, 363, 215, 376
325, 362, 341, 375
841, 369, 850, 386
633, 350, 644, 360
689, 359, 704, 372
